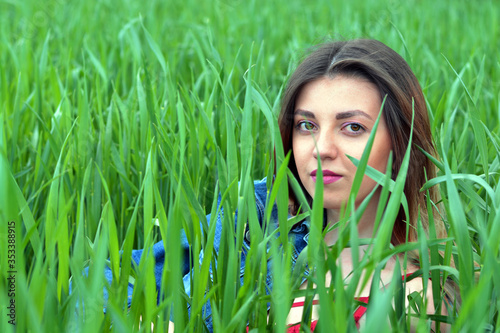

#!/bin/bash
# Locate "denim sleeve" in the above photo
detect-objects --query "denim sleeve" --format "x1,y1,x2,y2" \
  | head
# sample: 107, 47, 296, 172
71, 178, 271, 332
70, 204, 216, 321
70, 226, 192, 313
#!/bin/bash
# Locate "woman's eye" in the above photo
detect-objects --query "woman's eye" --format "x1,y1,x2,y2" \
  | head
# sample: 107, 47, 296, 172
296, 121, 316, 132
344, 123, 365, 134
349, 124, 361, 131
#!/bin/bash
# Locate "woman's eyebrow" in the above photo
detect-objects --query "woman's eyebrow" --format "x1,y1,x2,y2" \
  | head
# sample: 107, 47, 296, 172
294, 110, 316, 119
336, 110, 373, 120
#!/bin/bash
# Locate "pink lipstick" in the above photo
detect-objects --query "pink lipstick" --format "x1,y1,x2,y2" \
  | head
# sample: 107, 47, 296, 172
311, 169, 342, 184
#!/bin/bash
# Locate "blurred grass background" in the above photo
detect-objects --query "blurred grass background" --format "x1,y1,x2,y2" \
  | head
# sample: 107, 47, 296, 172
1, 0, 499, 331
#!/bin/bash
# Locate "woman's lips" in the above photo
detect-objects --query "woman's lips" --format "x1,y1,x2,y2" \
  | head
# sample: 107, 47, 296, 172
311, 169, 342, 184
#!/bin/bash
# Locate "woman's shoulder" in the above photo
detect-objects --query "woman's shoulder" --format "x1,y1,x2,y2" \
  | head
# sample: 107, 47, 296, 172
253, 177, 271, 205
253, 177, 269, 192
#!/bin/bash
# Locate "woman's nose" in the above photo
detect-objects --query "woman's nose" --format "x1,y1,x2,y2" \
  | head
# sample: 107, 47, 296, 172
312, 133, 338, 160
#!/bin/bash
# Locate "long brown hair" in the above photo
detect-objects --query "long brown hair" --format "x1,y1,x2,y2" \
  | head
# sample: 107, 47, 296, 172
279, 39, 443, 245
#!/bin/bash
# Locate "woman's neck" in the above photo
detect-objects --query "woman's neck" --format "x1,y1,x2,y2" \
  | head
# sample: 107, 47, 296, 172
323, 194, 381, 247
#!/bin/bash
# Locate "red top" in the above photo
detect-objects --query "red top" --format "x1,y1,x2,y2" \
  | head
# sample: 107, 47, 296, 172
286, 296, 368, 332
286, 273, 414, 332
247, 273, 414, 332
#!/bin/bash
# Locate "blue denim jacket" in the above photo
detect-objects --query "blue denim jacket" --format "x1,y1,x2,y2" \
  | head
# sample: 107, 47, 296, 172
100, 177, 312, 331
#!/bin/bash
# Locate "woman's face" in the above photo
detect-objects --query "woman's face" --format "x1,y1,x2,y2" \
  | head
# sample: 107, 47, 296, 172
292, 75, 392, 210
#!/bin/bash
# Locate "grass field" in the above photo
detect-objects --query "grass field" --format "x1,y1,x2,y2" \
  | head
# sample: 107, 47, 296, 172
1, 0, 499, 331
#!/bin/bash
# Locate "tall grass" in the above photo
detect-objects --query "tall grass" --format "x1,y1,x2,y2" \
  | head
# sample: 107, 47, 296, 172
1, 0, 499, 331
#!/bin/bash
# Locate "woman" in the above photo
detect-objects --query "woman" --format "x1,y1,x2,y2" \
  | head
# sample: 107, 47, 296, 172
277, 39, 455, 330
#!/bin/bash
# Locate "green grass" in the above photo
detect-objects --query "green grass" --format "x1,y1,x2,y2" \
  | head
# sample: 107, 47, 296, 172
1, 0, 499, 331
